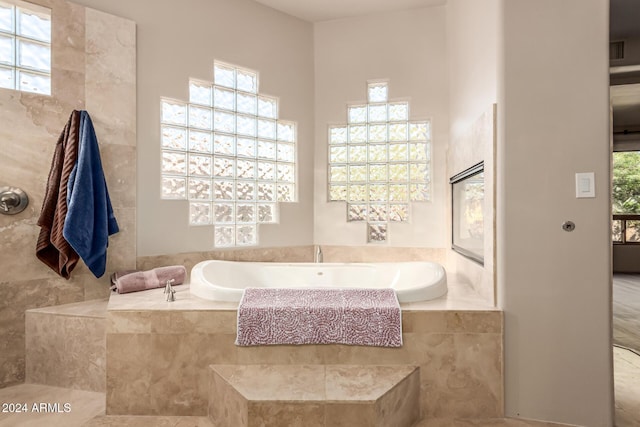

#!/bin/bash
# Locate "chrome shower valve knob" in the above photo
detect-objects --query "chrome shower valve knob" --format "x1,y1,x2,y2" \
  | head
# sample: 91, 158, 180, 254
0, 187, 29, 215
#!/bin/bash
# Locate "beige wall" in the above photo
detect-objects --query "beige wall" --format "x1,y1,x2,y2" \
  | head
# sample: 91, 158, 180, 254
446, 0, 499, 301
498, 0, 613, 425
446, 0, 498, 143
73, 0, 315, 256
0, 0, 135, 387
73, 0, 451, 251
313, 7, 449, 247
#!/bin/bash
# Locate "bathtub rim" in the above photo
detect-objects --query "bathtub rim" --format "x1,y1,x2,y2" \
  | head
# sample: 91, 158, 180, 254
189, 259, 448, 304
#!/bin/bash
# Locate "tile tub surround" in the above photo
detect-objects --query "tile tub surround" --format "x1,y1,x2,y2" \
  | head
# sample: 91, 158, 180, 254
106, 280, 503, 419
414, 419, 577, 427
209, 364, 420, 427
136, 246, 448, 274
136, 246, 316, 273
318, 246, 448, 265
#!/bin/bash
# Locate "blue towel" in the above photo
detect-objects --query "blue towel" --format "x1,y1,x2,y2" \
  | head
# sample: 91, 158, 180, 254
63, 111, 119, 278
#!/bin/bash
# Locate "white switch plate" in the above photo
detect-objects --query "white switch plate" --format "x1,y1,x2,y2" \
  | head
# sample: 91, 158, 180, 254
575, 172, 595, 198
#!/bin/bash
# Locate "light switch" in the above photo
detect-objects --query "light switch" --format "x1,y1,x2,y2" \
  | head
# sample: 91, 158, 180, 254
575, 172, 595, 198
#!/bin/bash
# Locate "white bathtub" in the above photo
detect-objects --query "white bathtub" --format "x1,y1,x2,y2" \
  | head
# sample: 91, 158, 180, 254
189, 260, 447, 304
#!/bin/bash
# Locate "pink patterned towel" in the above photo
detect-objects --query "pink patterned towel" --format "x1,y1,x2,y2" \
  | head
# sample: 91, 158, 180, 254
236, 288, 402, 347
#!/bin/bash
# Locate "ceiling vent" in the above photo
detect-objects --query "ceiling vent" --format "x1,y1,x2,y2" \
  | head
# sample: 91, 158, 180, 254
610, 41, 625, 61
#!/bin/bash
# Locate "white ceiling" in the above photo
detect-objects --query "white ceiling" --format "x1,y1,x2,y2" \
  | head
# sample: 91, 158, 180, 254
610, 0, 640, 130
253, 0, 446, 22
610, 0, 640, 39
253, 0, 640, 37
251, 0, 640, 129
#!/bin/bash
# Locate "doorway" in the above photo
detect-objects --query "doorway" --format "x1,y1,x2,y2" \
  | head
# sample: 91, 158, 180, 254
610, 82, 640, 425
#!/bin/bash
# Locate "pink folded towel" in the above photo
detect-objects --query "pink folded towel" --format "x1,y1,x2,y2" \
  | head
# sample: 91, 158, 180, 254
110, 265, 187, 294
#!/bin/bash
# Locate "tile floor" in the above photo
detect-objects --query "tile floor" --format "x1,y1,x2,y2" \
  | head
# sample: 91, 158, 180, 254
614, 346, 640, 427
2, 356, 638, 427
0, 381, 564, 427
0, 384, 104, 426
613, 274, 640, 353
84, 415, 213, 426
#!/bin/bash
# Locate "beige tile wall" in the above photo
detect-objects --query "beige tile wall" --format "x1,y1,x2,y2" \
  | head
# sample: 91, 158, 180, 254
136, 245, 447, 275
447, 105, 497, 306
0, 0, 135, 388
106, 309, 503, 419
136, 246, 315, 273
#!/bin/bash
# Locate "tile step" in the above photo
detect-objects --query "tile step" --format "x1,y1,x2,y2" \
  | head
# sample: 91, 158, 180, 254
25, 300, 108, 393
26, 299, 108, 318
209, 364, 420, 427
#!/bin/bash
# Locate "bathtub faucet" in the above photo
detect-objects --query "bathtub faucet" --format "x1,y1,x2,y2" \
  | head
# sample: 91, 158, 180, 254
315, 245, 323, 263
164, 279, 176, 302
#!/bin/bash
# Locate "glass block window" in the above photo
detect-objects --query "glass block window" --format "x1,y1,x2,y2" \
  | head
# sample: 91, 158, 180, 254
0, 0, 51, 95
328, 80, 431, 244
161, 61, 297, 248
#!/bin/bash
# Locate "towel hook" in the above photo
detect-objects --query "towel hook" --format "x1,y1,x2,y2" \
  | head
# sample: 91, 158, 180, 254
0, 187, 28, 215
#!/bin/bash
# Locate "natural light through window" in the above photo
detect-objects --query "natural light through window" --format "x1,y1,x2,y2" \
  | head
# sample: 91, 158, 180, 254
612, 151, 640, 244
328, 80, 430, 243
0, 0, 51, 95
160, 61, 297, 248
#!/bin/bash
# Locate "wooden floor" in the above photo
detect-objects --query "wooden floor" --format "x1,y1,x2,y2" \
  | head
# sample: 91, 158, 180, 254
613, 274, 640, 353
613, 274, 640, 427
615, 347, 640, 427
